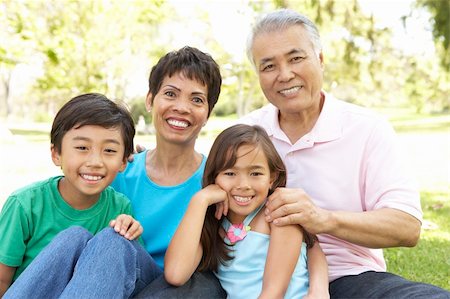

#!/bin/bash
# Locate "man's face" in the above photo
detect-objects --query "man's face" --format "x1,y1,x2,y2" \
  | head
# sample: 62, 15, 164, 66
251, 25, 324, 117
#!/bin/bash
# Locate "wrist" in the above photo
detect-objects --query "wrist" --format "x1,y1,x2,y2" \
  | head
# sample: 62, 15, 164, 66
319, 208, 336, 235
192, 192, 211, 209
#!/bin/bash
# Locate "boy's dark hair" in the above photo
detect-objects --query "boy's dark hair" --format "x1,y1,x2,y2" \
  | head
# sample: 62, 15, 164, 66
148, 46, 222, 117
50, 93, 135, 159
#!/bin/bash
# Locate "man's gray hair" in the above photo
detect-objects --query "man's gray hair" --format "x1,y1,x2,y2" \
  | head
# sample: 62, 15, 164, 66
246, 9, 322, 65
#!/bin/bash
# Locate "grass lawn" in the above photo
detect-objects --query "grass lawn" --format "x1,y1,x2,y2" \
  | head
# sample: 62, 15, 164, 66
385, 190, 450, 290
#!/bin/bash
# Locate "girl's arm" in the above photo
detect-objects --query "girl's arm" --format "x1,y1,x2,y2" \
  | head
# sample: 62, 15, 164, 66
304, 242, 329, 299
259, 222, 302, 299
0, 263, 16, 297
164, 185, 227, 286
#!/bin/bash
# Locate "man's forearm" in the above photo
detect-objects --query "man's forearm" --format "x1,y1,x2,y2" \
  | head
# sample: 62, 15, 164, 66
325, 208, 421, 248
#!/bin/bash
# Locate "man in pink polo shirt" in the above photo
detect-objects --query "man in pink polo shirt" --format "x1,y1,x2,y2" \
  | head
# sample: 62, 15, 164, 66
240, 8, 449, 298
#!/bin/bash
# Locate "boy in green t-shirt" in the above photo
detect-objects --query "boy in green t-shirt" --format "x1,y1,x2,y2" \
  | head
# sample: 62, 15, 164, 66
0, 93, 162, 297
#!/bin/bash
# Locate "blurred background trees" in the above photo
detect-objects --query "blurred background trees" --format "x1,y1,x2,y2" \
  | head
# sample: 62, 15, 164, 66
0, 0, 448, 123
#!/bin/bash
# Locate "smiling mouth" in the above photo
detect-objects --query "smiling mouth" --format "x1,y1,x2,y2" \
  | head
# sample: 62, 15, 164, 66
167, 119, 189, 128
279, 86, 302, 96
233, 195, 253, 203
80, 174, 103, 181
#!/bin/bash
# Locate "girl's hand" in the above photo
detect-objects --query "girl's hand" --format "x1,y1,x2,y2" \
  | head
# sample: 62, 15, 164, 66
197, 184, 228, 220
109, 214, 143, 240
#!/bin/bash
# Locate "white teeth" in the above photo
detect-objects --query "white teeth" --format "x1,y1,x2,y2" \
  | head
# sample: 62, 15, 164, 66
279, 86, 301, 95
167, 119, 189, 128
234, 196, 252, 203
81, 174, 102, 181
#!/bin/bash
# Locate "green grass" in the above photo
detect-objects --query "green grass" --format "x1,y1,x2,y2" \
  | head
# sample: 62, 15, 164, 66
374, 107, 450, 133
385, 191, 450, 290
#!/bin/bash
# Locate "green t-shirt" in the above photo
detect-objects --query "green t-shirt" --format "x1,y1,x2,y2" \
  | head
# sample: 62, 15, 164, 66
0, 176, 132, 280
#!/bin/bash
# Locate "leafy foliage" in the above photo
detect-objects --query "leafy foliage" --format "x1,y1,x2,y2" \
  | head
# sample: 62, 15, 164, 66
0, 0, 448, 120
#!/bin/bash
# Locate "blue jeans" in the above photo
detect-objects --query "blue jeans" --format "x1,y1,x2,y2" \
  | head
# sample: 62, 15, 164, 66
4, 226, 162, 299
329, 271, 450, 298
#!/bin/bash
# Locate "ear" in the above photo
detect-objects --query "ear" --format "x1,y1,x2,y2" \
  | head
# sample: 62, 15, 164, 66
118, 158, 127, 173
145, 91, 153, 112
269, 173, 277, 191
319, 52, 324, 69
51, 144, 62, 166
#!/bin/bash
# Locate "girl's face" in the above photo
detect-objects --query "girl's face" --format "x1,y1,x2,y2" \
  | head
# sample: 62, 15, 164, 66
146, 72, 209, 147
215, 144, 274, 224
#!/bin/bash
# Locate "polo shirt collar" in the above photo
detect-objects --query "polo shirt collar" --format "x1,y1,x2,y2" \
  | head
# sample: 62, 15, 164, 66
311, 92, 343, 143
265, 91, 343, 144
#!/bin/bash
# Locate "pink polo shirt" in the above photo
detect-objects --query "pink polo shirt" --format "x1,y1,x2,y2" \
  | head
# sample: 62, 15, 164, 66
239, 92, 422, 282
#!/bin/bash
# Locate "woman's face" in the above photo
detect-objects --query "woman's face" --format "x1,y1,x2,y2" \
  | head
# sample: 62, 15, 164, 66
146, 72, 209, 147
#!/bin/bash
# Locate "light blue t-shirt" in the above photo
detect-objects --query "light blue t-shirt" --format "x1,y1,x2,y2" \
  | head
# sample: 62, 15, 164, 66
111, 150, 206, 269
217, 205, 309, 299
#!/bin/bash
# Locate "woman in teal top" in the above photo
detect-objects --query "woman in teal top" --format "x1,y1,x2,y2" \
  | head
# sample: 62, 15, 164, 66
165, 124, 329, 298
111, 46, 226, 298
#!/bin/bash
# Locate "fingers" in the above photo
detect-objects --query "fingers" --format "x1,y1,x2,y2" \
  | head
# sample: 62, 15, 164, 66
125, 220, 143, 240
110, 214, 143, 240
222, 198, 228, 217
265, 187, 310, 226
127, 144, 147, 162
265, 202, 299, 225
215, 203, 223, 220
136, 144, 146, 153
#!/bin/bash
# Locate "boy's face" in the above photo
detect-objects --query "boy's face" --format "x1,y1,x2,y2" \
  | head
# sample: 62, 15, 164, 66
215, 144, 274, 224
51, 124, 127, 208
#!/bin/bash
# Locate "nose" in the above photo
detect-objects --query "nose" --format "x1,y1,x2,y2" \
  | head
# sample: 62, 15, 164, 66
173, 98, 190, 114
236, 176, 251, 190
277, 63, 295, 82
86, 150, 104, 167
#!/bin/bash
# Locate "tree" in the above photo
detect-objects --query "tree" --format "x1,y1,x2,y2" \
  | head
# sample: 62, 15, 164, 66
1, 0, 170, 120
415, 0, 450, 70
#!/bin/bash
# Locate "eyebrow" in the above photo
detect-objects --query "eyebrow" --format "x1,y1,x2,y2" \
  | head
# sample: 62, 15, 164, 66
163, 84, 207, 96
259, 48, 307, 66
72, 136, 121, 145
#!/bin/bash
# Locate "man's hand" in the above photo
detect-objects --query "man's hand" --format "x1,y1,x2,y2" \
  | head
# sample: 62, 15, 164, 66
265, 187, 330, 235
109, 214, 143, 240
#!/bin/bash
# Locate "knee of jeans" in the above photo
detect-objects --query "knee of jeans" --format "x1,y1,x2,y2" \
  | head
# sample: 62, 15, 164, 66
52, 226, 93, 250
94, 227, 131, 247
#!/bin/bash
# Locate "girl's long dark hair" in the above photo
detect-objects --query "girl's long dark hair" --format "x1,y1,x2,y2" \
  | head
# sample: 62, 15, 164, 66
197, 124, 319, 272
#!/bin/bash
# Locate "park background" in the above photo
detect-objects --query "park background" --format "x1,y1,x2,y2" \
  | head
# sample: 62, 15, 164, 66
0, 0, 448, 290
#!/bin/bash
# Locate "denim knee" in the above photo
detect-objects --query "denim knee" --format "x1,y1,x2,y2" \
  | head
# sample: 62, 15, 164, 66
52, 226, 93, 250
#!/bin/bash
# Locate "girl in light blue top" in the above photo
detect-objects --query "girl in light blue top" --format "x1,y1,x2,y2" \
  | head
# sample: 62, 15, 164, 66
165, 124, 329, 299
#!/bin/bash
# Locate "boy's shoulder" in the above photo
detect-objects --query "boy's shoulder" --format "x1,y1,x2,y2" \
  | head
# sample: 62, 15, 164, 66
2, 176, 62, 216
8, 176, 62, 202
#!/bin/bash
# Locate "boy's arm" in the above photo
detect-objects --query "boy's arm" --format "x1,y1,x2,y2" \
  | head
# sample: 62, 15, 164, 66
164, 185, 227, 286
0, 263, 16, 297
259, 223, 302, 299
304, 242, 329, 299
